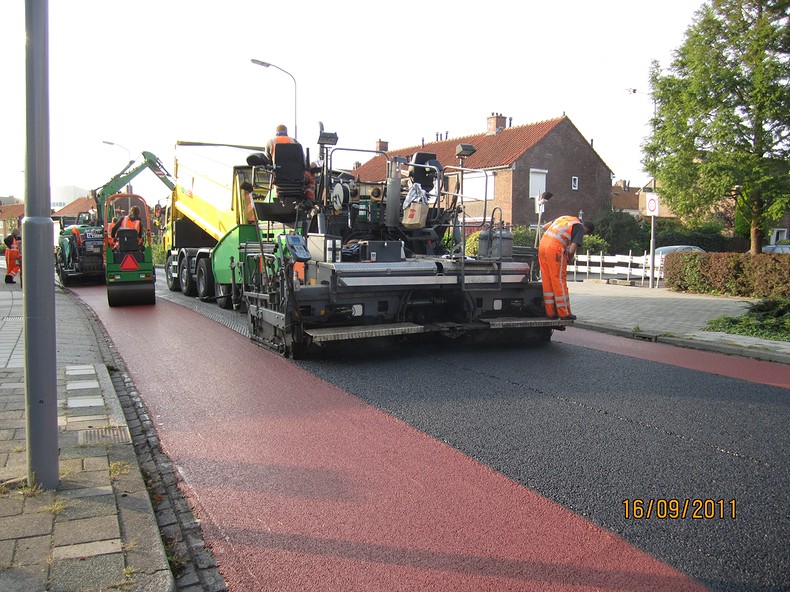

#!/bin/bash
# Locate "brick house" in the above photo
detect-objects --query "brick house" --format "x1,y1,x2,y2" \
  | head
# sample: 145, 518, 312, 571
611, 180, 642, 218
351, 114, 612, 227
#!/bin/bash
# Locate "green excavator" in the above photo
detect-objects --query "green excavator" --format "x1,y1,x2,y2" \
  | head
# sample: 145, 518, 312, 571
55, 151, 175, 306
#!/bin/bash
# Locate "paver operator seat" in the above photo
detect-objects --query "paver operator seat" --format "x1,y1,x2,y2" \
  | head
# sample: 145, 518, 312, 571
255, 142, 309, 225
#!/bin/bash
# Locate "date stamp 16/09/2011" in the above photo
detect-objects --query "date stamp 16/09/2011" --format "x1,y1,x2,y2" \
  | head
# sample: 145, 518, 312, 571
623, 499, 736, 520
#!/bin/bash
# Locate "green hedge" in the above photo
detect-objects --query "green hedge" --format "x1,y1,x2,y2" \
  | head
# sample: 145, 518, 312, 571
664, 252, 790, 298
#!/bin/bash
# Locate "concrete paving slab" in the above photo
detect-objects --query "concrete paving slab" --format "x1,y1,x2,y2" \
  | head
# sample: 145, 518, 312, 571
65, 396, 104, 408
53, 514, 120, 547
49, 552, 126, 592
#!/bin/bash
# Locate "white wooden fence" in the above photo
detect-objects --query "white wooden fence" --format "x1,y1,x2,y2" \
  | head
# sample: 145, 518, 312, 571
567, 252, 664, 284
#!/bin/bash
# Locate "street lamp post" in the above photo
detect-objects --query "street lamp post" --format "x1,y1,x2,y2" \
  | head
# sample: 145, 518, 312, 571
251, 59, 297, 140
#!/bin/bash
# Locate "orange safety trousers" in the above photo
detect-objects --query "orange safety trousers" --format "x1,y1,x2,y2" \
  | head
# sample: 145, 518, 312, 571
538, 235, 571, 318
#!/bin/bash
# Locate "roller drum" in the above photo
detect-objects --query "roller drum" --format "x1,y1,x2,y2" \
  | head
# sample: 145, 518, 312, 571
107, 282, 156, 307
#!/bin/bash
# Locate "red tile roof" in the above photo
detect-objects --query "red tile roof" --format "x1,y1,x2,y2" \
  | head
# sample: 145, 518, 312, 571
351, 116, 567, 182
0, 204, 26, 221
52, 196, 95, 216
611, 181, 640, 210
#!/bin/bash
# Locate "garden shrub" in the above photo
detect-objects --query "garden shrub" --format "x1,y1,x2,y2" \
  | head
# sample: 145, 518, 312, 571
582, 234, 610, 254
751, 255, 790, 298
465, 231, 480, 256
665, 252, 790, 298
723, 253, 755, 297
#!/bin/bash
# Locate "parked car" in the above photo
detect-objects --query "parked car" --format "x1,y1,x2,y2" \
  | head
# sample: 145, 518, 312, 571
654, 245, 706, 256
762, 244, 790, 254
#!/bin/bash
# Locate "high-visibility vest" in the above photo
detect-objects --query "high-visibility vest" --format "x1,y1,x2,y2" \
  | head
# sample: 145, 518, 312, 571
542, 216, 581, 248
267, 134, 294, 159
71, 226, 83, 247
120, 216, 142, 234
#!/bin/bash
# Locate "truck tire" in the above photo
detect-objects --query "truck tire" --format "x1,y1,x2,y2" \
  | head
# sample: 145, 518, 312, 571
196, 258, 215, 300
56, 251, 71, 286
165, 254, 181, 292
179, 257, 197, 296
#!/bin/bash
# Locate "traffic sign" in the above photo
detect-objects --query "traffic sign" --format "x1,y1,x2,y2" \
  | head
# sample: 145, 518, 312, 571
646, 194, 660, 217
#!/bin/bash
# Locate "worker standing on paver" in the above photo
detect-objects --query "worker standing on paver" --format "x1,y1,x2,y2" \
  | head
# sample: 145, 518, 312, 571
4, 228, 21, 284
538, 215, 594, 320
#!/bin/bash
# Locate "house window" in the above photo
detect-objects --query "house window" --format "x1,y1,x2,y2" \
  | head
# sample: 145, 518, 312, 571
529, 169, 549, 214
571, 176, 579, 191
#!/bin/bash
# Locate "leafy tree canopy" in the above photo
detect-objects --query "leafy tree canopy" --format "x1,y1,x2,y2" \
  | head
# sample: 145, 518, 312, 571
643, 0, 790, 253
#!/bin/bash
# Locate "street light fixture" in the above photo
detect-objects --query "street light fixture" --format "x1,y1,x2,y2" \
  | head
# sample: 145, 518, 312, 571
251, 59, 297, 140
455, 143, 476, 202
102, 140, 133, 168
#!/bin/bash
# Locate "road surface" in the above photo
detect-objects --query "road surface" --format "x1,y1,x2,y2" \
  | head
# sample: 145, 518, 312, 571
71, 282, 790, 592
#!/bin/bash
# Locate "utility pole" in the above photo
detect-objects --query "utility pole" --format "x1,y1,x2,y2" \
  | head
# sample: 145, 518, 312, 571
25, 0, 59, 489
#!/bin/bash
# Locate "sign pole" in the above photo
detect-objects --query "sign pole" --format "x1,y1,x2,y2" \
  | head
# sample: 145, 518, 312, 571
649, 214, 656, 288
645, 194, 659, 289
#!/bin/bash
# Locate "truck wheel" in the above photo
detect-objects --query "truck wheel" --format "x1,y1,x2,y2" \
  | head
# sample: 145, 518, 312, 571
179, 257, 197, 296
165, 254, 181, 292
216, 283, 233, 309
196, 258, 215, 300
57, 252, 71, 286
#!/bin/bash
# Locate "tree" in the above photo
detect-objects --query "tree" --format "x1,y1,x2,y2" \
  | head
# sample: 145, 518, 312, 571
591, 208, 646, 254
643, 0, 790, 253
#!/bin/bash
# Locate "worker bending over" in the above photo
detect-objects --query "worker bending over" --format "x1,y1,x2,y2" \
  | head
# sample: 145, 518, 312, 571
538, 215, 594, 320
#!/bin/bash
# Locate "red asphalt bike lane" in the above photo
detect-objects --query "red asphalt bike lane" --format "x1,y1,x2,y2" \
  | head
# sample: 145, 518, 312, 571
75, 286, 709, 591
554, 327, 789, 390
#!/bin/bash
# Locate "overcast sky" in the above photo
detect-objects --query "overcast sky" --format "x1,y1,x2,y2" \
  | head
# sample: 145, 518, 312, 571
1, 0, 704, 205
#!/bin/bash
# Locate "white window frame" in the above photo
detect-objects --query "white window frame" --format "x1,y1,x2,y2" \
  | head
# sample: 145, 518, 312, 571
571, 176, 579, 191
529, 169, 548, 214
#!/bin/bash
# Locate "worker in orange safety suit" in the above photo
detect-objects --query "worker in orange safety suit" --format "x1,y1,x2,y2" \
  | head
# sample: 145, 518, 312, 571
111, 205, 144, 248
538, 215, 594, 320
4, 228, 21, 284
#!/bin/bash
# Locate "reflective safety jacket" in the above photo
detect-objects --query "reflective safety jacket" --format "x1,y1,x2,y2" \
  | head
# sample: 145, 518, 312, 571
120, 215, 142, 234
542, 216, 582, 249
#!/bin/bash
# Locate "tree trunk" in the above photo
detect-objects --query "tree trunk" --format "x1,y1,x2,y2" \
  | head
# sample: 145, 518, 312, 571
750, 197, 763, 254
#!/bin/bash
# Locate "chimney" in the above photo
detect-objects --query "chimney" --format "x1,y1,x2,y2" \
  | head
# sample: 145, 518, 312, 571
375, 139, 389, 152
353, 161, 361, 170
487, 112, 507, 135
